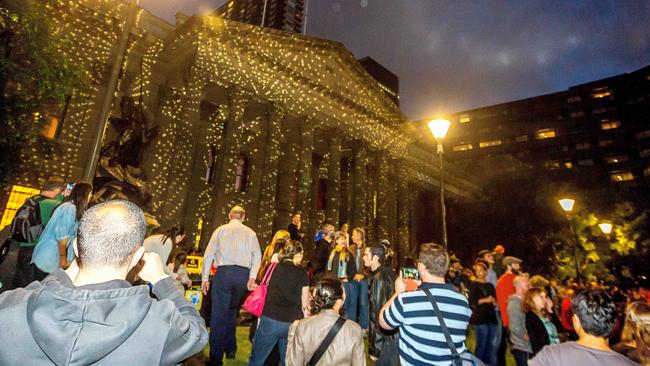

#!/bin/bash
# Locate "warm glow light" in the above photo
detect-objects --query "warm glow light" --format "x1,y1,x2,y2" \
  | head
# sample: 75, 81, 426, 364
599, 222, 613, 234
558, 198, 575, 212
427, 119, 451, 139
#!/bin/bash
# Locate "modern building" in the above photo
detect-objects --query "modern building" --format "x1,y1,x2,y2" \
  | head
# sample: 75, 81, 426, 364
359, 57, 400, 105
0, 0, 479, 262
214, 0, 306, 34
441, 66, 650, 190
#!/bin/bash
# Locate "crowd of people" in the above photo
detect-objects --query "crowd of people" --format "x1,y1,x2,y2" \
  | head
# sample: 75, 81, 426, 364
0, 178, 649, 366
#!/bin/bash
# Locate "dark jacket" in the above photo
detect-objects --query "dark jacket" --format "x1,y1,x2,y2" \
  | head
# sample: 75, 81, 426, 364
313, 238, 332, 274
288, 223, 303, 241
525, 311, 551, 355
0, 270, 208, 365
326, 248, 356, 281
368, 265, 398, 362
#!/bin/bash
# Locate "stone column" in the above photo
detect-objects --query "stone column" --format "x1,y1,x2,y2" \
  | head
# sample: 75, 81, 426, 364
295, 118, 315, 235
274, 141, 299, 232
256, 104, 285, 245
365, 152, 377, 244
376, 152, 391, 241
396, 161, 411, 266
408, 184, 419, 259
325, 134, 342, 225
211, 87, 249, 227
350, 142, 367, 230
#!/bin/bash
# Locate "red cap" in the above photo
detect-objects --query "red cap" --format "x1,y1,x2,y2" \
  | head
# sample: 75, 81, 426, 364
494, 244, 505, 254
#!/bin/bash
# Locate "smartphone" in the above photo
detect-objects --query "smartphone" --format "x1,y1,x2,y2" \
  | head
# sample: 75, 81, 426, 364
401, 267, 420, 281
66, 183, 75, 191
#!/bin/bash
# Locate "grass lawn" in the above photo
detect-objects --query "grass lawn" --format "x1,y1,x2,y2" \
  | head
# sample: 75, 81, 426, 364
193, 325, 516, 366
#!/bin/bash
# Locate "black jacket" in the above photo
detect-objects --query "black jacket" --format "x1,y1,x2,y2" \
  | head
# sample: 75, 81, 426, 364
525, 311, 552, 355
368, 265, 398, 361
0, 269, 208, 365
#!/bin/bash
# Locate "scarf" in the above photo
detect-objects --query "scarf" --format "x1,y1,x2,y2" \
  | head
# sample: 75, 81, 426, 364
327, 245, 349, 278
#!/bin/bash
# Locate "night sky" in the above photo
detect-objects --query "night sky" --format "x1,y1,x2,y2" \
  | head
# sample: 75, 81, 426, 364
139, 0, 650, 120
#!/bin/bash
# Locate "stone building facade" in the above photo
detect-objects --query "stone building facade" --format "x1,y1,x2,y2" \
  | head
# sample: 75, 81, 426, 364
1, 0, 479, 262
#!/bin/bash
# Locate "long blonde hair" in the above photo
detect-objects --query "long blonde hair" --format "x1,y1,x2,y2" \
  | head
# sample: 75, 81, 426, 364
625, 301, 650, 364
263, 230, 290, 262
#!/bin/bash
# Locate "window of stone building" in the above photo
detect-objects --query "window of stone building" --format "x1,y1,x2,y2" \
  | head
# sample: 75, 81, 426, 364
578, 159, 594, 166
575, 142, 591, 150
604, 155, 628, 164
570, 111, 585, 118
644, 167, 650, 177
567, 96, 582, 103
601, 119, 621, 130
591, 87, 613, 99
640, 149, 650, 158
544, 160, 561, 169
459, 114, 471, 123
564, 161, 574, 169
39, 95, 71, 140
479, 139, 502, 148
593, 107, 609, 115
452, 143, 473, 152
0, 185, 41, 229
535, 129, 557, 140
234, 153, 249, 192
610, 171, 634, 182
515, 135, 529, 142
636, 130, 650, 139
599, 139, 614, 147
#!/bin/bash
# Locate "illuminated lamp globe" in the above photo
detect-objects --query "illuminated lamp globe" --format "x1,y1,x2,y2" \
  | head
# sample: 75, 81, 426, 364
599, 222, 613, 235
427, 119, 451, 140
558, 198, 575, 213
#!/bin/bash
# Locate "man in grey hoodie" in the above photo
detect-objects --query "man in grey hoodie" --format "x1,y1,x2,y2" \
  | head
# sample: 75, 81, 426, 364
0, 200, 208, 365
507, 275, 532, 366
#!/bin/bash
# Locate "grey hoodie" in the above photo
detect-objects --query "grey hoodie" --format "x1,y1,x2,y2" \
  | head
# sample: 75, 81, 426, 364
0, 270, 208, 365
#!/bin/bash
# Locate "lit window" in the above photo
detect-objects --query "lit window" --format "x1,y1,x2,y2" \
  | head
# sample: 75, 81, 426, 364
479, 139, 502, 148
636, 130, 650, 139
591, 87, 612, 99
40, 115, 60, 139
601, 120, 621, 130
544, 161, 561, 169
459, 114, 471, 123
515, 135, 529, 142
578, 159, 594, 166
644, 167, 650, 177
604, 155, 628, 164
640, 149, 650, 158
535, 129, 557, 139
0, 185, 41, 228
610, 171, 634, 182
564, 161, 573, 169
452, 143, 473, 152
570, 111, 585, 118
567, 96, 582, 103
575, 142, 591, 150
599, 140, 614, 147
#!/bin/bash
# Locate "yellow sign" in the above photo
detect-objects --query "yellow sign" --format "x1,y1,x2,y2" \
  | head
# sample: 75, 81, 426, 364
185, 255, 203, 275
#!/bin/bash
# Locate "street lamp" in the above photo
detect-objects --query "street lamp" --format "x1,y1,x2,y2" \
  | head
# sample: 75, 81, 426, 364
428, 119, 451, 247
599, 222, 613, 235
558, 198, 581, 281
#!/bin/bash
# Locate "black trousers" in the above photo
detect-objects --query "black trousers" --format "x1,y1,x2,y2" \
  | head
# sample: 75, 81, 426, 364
12, 245, 47, 289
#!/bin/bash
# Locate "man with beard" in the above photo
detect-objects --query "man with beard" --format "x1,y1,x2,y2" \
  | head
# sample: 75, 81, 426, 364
495, 256, 523, 365
363, 243, 398, 365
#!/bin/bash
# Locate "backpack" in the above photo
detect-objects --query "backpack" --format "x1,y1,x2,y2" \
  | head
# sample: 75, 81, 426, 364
10, 195, 45, 243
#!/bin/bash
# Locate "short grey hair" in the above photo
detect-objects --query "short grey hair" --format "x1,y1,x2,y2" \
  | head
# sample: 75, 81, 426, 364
77, 200, 146, 269
229, 205, 246, 219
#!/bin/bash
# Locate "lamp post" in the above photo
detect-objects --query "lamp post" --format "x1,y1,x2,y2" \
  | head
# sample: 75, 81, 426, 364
428, 119, 451, 248
599, 221, 615, 277
558, 198, 581, 281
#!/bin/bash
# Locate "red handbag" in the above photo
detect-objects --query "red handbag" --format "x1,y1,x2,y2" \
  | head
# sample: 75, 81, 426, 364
243, 262, 278, 317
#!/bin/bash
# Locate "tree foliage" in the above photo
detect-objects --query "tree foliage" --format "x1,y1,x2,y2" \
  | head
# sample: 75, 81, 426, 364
0, 1, 82, 184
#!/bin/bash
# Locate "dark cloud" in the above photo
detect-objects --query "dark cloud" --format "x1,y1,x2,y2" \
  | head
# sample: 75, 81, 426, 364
140, 0, 650, 119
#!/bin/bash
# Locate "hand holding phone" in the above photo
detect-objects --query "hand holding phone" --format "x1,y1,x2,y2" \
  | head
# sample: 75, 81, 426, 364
400, 267, 420, 281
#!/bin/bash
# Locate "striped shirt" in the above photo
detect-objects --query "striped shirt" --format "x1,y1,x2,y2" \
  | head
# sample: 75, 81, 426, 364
383, 282, 472, 366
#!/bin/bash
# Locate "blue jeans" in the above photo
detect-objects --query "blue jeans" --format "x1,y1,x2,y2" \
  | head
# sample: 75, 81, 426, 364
343, 280, 369, 329
209, 266, 249, 366
474, 323, 498, 366
492, 309, 503, 365
248, 315, 291, 366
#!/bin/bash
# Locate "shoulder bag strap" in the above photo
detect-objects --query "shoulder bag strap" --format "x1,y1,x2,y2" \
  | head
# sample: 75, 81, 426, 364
423, 288, 463, 366
307, 317, 347, 366
261, 262, 278, 285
